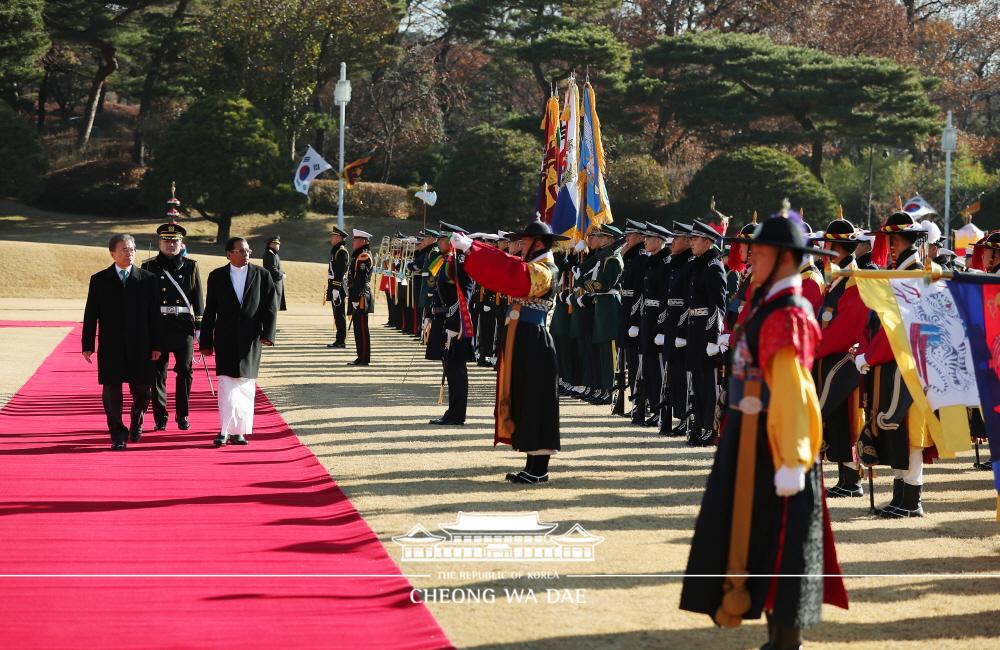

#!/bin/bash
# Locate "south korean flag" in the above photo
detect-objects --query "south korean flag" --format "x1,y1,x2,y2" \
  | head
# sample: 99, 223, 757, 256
293, 145, 333, 195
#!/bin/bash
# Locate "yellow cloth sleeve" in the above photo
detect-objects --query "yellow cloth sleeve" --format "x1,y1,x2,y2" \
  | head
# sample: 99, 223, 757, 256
526, 261, 554, 299
764, 345, 822, 469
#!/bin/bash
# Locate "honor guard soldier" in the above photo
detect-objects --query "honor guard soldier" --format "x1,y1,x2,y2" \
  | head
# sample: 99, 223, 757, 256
472, 234, 501, 366
409, 228, 438, 339
629, 222, 672, 429
577, 224, 624, 405
660, 222, 695, 436
326, 226, 350, 348
617, 220, 648, 416
855, 212, 939, 518
429, 222, 476, 426
680, 216, 847, 649
684, 220, 726, 446
811, 216, 868, 498
142, 220, 204, 431
263, 235, 287, 312
347, 229, 374, 366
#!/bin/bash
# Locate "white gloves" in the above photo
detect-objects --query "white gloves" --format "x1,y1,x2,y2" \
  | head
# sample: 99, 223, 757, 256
572, 267, 581, 279
331, 289, 341, 302
573, 240, 587, 253
675, 337, 687, 348
654, 333, 665, 346
576, 295, 586, 307
450, 232, 473, 252
445, 329, 459, 339
352, 301, 359, 309
719, 333, 730, 348
194, 329, 201, 341
854, 353, 869, 374
423, 318, 431, 330
706, 342, 720, 357
627, 326, 640, 338
483, 305, 491, 312
774, 465, 806, 497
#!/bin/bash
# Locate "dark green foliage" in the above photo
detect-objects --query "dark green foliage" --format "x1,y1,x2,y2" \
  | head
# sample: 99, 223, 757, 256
39, 159, 145, 216
435, 124, 538, 229
0, 102, 47, 200
0, 0, 49, 101
674, 146, 837, 227
310, 180, 417, 220
606, 154, 670, 207
141, 95, 290, 242
978, 185, 1000, 231
644, 31, 940, 180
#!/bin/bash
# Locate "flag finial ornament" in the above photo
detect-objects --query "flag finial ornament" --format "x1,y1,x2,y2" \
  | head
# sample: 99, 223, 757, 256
751, 210, 758, 224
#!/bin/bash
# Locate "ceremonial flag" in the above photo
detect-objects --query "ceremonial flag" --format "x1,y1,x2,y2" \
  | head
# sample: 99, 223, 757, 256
293, 145, 332, 195
340, 156, 371, 189
535, 95, 561, 225
961, 199, 982, 219
577, 81, 613, 238
854, 272, 978, 458
902, 194, 937, 220
947, 273, 1000, 514
551, 78, 581, 239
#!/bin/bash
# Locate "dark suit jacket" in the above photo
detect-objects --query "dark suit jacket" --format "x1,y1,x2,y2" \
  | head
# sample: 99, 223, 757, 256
262, 248, 287, 311
199, 263, 278, 379
82, 264, 159, 385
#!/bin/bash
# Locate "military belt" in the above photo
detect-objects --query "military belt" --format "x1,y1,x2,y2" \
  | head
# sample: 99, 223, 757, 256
689, 307, 710, 316
620, 289, 635, 297
644, 299, 660, 307
160, 306, 191, 315
667, 299, 684, 307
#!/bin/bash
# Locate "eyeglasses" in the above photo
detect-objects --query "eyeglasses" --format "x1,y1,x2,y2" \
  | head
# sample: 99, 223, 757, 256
228, 248, 251, 255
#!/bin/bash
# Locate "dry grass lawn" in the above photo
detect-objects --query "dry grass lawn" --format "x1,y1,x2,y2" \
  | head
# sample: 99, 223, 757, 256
1, 222, 999, 649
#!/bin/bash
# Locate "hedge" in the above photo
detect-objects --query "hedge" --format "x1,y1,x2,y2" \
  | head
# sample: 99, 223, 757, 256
311, 180, 417, 220
39, 159, 146, 216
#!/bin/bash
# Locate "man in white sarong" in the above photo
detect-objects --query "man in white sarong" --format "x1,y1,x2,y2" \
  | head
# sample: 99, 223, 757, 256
200, 236, 278, 446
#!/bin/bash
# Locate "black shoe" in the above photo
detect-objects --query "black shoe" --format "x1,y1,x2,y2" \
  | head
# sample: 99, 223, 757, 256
327, 341, 346, 349
153, 420, 168, 431
974, 461, 993, 471
828, 466, 863, 498
177, 417, 191, 431
128, 429, 142, 443
688, 428, 715, 447
111, 441, 127, 450
429, 417, 465, 426
230, 434, 249, 445
642, 414, 660, 428
593, 393, 613, 406
346, 360, 369, 366
213, 433, 228, 447
874, 478, 905, 517
508, 471, 549, 484
880, 482, 924, 518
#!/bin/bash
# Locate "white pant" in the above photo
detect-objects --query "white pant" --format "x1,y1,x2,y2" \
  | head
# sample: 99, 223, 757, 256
218, 376, 255, 437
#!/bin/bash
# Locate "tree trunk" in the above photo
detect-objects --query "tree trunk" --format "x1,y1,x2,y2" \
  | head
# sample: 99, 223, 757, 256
134, 1, 190, 165
810, 138, 824, 183
211, 214, 232, 245
36, 66, 50, 134
531, 61, 549, 103
96, 84, 107, 113
77, 42, 118, 151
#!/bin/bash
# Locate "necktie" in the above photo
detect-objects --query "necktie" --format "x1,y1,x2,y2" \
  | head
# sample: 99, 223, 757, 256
119, 269, 128, 285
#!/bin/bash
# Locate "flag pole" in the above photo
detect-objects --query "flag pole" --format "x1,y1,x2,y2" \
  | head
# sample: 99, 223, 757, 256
826, 268, 954, 282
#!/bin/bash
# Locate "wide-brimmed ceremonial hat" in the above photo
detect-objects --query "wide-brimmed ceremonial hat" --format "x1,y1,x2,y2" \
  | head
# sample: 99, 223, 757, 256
508, 220, 570, 241
975, 231, 1000, 249
751, 216, 836, 257
866, 211, 923, 235
156, 222, 186, 240
813, 217, 860, 242
724, 213, 758, 243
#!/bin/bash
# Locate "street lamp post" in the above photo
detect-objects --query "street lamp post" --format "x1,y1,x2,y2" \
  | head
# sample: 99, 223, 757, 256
866, 144, 875, 230
941, 110, 957, 246
334, 62, 352, 232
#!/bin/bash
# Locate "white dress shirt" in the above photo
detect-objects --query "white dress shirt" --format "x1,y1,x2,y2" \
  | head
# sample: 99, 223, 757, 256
229, 264, 249, 304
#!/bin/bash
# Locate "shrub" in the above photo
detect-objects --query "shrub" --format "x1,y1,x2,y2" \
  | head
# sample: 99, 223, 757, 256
310, 180, 416, 219
606, 154, 670, 206
0, 101, 46, 200
977, 184, 1000, 231
435, 124, 538, 229
39, 158, 145, 216
674, 146, 837, 227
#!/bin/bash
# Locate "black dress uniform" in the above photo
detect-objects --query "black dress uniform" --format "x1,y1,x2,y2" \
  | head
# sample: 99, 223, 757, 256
348, 235, 374, 365
685, 221, 727, 445
262, 237, 287, 311
429, 222, 476, 425
141, 226, 204, 430
617, 221, 647, 416
326, 229, 350, 347
633, 223, 673, 431
660, 224, 695, 436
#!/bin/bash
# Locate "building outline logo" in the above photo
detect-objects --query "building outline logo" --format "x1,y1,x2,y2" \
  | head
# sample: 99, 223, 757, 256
392, 511, 604, 562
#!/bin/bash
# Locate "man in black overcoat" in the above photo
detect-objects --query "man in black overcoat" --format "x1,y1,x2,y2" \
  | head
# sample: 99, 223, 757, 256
199, 237, 278, 446
262, 235, 287, 311
82, 234, 161, 450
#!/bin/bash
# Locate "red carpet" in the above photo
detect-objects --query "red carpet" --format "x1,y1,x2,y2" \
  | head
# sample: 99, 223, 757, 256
0, 323, 450, 649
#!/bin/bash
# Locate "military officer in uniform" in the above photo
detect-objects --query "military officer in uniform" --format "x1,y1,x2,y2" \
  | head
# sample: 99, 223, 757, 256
684, 220, 726, 446
660, 222, 695, 436
578, 224, 624, 405
263, 235, 287, 312
326, 227, 350, 348
142, 222, 204, 431
617, 220, 647, 417
347, 229, 374, 366
429, 222, 476, 425
629, 222, 672, 428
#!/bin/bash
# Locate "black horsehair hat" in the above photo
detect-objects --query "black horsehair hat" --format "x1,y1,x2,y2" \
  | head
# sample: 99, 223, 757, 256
752, 216, 836, 257
723, 212, 759, 243
508, 220, 570, 241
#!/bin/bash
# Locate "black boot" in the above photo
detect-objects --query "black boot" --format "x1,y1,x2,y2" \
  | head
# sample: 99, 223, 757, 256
631, 400, 647, 425
643, 413, 660, 428
827, 462, 845, 493
774, 624, 802, 650
760, 614, 777, 650
875, 478, 905, 517
828, 464, 864, 498
505, 455, 532, 482
881, 482, 924, 518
